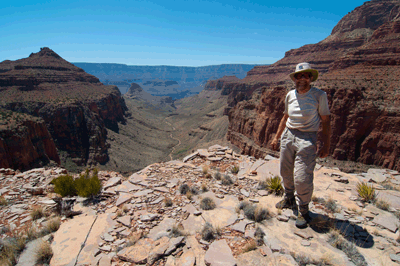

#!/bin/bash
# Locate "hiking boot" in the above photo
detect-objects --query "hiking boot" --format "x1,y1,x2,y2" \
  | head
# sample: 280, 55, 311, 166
296, 204, 310, 228
275, 196, 295, 209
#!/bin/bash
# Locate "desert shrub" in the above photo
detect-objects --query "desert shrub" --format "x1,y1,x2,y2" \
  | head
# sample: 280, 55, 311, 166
200, 197, 216, 210
254, 206, 271, 222
242, 240, 257, 253
116, 209, 124, 217
74, 169, 102, 198
0, 196, 7, 206
205, 173, 212, 179
240, 202, 271, 222
164, 197, 173, 207
221, 175, 233, 185
325, 197, 338, 213
201, 222, 215, 241
186, 191, 193, 200
170, 224, 186, 237
30, 206, 45, 220
201, 183, 208, 192
231, 165, 240, 174
190, 185, 199, 195
214, 171, 222, 180
179, 184, 190, 195
261, 176, 283, 195
202, 165, 209, 175
35, 240, 53, 265
26, 226, 39, 240
356, 182, 375, 202
292, 252, 332, 266
52, 174, 76, 197
311, 195, 325, 204
44, 217, 61, 234
375, 199, 389, 211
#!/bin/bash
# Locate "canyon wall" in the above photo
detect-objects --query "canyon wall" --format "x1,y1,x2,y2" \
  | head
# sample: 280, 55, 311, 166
218, 0, 400, 171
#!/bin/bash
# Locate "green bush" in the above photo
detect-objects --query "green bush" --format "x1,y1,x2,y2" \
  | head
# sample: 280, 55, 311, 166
52, 169, 102, 198
74, 169, 102, 198
52, 174, 76, 197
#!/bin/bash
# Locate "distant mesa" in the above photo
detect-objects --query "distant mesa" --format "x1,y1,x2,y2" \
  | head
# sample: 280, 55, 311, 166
124, 82, 175, 110
0, 47, 128, 170
73, 62, 265, 99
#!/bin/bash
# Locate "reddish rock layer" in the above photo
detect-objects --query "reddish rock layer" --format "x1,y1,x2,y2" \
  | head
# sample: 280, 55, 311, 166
223, 1, 400, 171
0, 48, 127, 168
0, 110, 59, 170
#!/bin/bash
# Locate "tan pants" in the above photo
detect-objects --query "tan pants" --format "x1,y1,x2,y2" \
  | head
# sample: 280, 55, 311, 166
280, 128, 317, 207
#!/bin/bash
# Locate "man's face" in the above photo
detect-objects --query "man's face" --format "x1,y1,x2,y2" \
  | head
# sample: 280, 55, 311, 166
294, 72, 312, 90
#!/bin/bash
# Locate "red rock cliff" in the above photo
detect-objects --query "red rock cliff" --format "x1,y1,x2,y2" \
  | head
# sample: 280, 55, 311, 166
223, 0, 400, 171
0, 110, 60, 170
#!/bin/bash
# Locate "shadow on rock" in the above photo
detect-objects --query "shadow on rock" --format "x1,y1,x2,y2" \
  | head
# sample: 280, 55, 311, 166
307, 212, 374, 248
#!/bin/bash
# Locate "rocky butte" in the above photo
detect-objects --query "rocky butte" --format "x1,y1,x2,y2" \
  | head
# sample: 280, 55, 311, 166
205, 0, 400, 171
0, 48, 127, 170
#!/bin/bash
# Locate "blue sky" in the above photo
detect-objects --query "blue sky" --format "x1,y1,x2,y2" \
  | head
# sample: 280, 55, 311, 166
1, 0, 365, 66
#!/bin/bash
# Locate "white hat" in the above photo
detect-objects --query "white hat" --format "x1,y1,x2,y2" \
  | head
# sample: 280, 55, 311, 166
289, 62, 319, 82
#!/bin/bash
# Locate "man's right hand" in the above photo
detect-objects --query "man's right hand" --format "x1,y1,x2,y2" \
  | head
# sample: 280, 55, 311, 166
270, 138, 279, 151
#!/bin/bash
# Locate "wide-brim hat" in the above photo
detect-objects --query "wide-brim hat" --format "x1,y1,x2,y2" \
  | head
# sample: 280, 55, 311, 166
289, 62, 319, 82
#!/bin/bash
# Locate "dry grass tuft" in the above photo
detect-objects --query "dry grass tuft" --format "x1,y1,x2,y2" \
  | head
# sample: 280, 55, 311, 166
202, 165, 209, 175
44, 217, 61, 234
186, 191, 193, 200
179, 184, 190, 195
164, 197, 173, 207
170, 224, 187, 238
214, 171, 222, 180
254, 227, 265, 246
375, 199, 390, 211
325, 197, 338, 213
242, 240, 257, 253
201, 222, 216, 241
0, 235, 26, 266
200, 197, 216, 210
239, 201, 271, 222
30, 206, 45, 220
0, 196, 7, 206
356, 182, 375, 202
35, 240, 53, 265
221, 175, 234, 185
201, 183, 208, 192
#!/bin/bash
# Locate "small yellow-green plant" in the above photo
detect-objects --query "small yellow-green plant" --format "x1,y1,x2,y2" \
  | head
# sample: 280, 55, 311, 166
260, 176, 283, 195
74, 169, 102, 198
52, 174, 76, 197
231, 165, 239, 174
52, 169, 102, 198
356, 182, 376, 202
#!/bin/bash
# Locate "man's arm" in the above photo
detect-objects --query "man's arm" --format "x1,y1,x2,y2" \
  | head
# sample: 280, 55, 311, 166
270, 114, 289, 150
318, 115, 331, 158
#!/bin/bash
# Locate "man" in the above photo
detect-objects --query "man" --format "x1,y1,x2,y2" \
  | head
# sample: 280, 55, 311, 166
270, 62, 331, 228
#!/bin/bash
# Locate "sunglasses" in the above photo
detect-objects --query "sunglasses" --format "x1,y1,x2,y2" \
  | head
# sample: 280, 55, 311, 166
295, 73, 311, 79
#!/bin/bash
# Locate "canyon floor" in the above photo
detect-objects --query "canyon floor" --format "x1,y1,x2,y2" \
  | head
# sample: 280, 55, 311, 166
1, 145, 400, 266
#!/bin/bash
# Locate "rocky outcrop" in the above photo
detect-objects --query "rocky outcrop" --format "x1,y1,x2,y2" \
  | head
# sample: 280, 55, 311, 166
222, 0, 400, 171
2, 147, 400, 265
0, 110, 59, 170
0, 48, 127, 168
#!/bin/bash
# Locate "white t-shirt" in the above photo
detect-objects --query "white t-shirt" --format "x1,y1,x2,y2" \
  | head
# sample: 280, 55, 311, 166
284, 87, 330, 132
